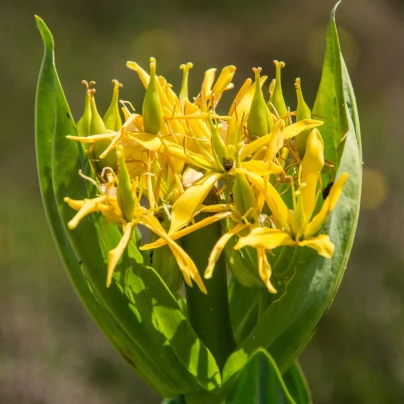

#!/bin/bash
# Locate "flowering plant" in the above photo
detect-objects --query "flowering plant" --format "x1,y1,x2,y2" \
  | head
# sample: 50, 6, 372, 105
35, 2, 361, 403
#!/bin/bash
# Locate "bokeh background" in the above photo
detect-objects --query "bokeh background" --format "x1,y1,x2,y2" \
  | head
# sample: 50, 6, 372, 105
1, 0, 404, 402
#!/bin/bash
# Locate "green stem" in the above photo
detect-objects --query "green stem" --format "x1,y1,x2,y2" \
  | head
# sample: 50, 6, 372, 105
184, 391, 228, 404
182, 215, 236, 371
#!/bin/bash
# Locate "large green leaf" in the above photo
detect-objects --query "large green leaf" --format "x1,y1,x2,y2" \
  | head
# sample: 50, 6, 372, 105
35, 16, 221, 396
34, 16, 179, 397
312, 1, 349, 163
226, 350, 296, 404
222, 2, 361, 387
283, 362, 312, 404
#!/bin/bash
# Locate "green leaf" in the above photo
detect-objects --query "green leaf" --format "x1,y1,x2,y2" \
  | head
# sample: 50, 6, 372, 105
228, 277, 259, 345
222, 2, 362, 387
226, 349, 296, 404
162, 396, 187, 404
34, 15, 179, 397
283, 362, 312, 404
312, 1, 348, 163
35, 16, 221, 396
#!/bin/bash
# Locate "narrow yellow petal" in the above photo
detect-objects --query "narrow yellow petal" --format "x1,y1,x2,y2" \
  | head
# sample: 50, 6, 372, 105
300, 128, 324, 221
298, 234, 334, 258
199, 68, 217, 108
205, 223, 249, 279
141, 211, 233, 250
142, 215, 207, 293
234, 227, 295, 251
257, 247, 277, 294
169, 172, 224, 234
228, 78, 253, 116
328, 172, 349, 211
211, 65, 236, 103
305, 172, 349, 237
107, 222, 134, 286
240, 119, 323, 161
64, 196, 108, 229
66, 133, 115, 143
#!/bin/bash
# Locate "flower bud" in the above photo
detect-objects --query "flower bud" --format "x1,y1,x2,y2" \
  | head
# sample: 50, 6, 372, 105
142, 57, 163, 135
247, 67, 273, 139
116, 145, 136, 222
89, 89, 118, 171
233, 154, 255, 221
76, 81, 93, 137
269, 60, 288, 119
294, 78, 312, 157
207, 114, 229, 170
103, 79, 123, 131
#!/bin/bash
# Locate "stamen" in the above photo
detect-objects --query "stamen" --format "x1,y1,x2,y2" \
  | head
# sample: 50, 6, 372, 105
81, 80, 96, 90
179, 62, 193, 104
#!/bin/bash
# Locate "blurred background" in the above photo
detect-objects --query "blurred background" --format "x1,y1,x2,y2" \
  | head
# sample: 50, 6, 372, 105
1, 0, 404, 402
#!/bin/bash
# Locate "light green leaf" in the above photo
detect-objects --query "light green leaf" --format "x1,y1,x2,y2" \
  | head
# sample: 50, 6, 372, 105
283, 361, 312, 404
35, 16, 221, 396
226, 349, 296, 404
35, 15, 179, 397
222, 2, 361, 387
312, 1, 348, 163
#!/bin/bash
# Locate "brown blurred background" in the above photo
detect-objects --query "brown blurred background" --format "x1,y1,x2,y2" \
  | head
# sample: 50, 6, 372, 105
1, 0, 404, 402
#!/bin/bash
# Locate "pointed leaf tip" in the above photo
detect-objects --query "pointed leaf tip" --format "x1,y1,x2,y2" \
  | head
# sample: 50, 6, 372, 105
35, 16, 54, 50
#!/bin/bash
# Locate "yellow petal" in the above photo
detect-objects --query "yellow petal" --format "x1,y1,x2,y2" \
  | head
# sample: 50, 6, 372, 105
305, 172, 349, 237
107, 222, 134, 286
298, 234, 334, 258
199, 68, 217, 109
205, 223, 249, 279
240, 160, 282, 176
228, 78, 252, 116
241, 120, 321, 162
300, 128, 324, 221
142, 215, 207, 293
169, 172, 223, 234
240, 170, 293, 232
141, 211, 233, 249
64, 196, 108, 229
234, 227, 295, 250
257, 247, 277, 294
211, 65, 236, 103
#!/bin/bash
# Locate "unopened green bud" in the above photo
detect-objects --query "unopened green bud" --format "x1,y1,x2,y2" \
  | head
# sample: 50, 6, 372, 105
233, 154, 255, 220
103, 79, 123, 131
207, 114, 229, 170
142, 57, 163, 135
269, 60, 288, 119
116, 146, 136, 222
294, 78, 312, 157
76, 80, 95, 137
89, 88, 118, 171
247, 67, 273, 139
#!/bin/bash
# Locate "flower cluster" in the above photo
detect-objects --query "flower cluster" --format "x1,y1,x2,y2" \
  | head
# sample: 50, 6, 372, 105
65, 57, 348, 294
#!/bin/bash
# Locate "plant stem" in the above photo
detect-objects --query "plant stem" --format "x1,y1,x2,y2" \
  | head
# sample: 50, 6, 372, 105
182, 214, 236, 371
184, 391, 228, 404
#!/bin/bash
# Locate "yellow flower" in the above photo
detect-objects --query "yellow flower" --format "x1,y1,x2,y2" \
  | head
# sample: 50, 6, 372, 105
234, 128, 348, 261
64, 56, 348, 296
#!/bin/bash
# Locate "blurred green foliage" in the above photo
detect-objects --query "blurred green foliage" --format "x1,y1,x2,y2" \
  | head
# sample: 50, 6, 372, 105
2, 0, 404, 402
